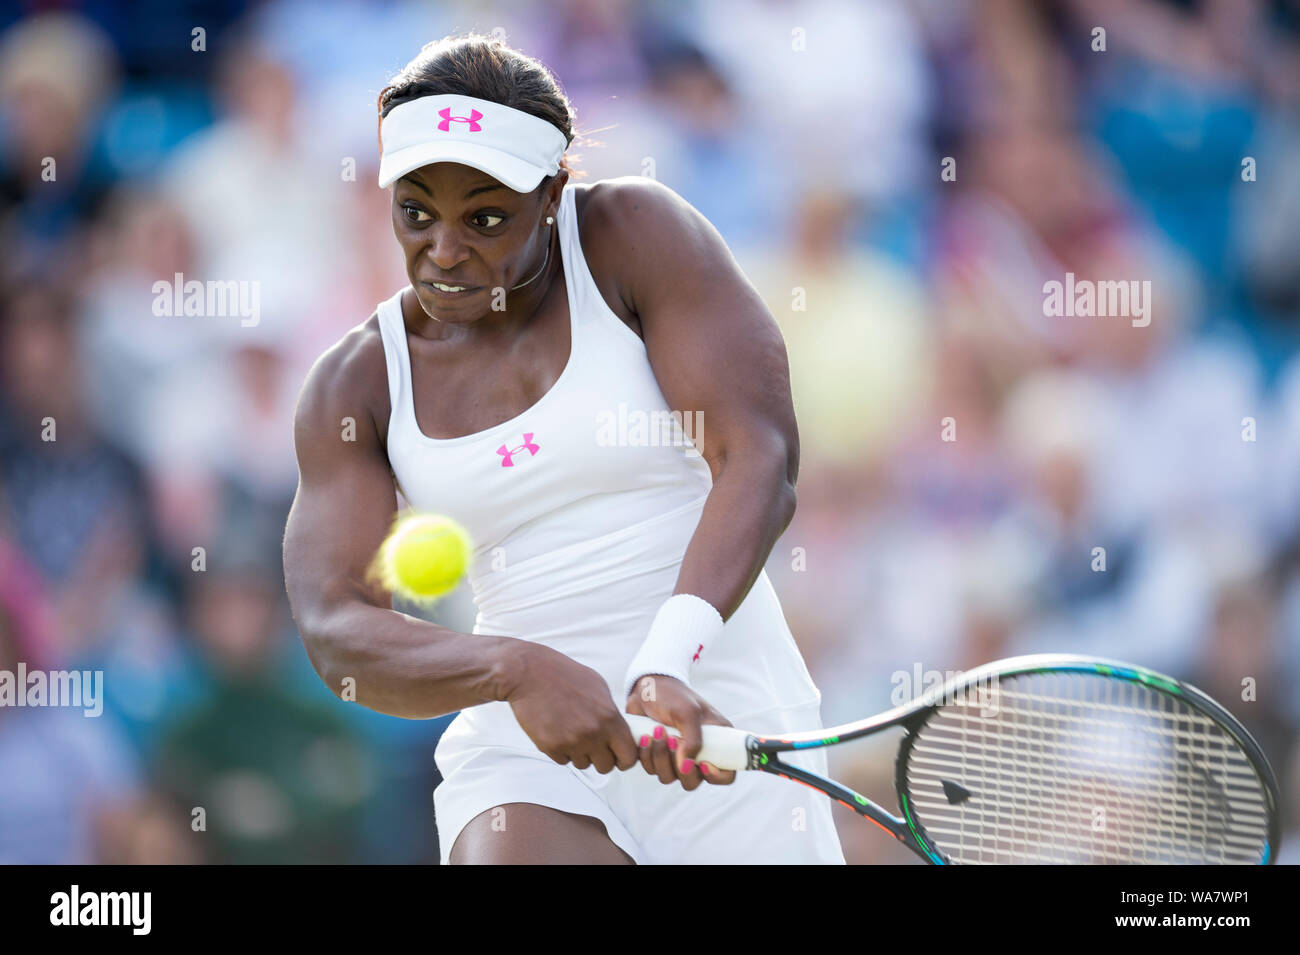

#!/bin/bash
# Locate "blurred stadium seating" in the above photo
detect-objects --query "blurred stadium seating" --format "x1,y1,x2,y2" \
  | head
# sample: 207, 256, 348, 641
0, 0, 1296, 864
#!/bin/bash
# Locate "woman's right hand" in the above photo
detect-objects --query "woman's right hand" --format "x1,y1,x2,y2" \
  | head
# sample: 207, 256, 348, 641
502, 642, 641, 774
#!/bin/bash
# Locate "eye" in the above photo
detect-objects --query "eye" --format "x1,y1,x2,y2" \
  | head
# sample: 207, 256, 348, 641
471, 213, 505, 229
402, 204, 431, 223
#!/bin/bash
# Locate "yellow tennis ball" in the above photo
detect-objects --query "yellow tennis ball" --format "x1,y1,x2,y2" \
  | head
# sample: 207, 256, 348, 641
376, 513, 472, 602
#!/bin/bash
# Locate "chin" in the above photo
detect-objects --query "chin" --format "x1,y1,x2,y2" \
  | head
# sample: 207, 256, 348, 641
415, 288, 486, 322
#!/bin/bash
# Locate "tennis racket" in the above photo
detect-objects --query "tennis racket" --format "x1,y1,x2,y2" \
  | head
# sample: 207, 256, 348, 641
625, 653, 1281, 864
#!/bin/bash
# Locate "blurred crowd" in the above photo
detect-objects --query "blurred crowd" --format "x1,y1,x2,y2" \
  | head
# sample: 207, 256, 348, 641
0, 0, 1297, 864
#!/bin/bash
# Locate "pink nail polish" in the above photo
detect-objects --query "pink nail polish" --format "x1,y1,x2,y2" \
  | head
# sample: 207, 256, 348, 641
681, 759, 695, 774
700, 763, 710, 775
653, 726, 664, 740
666, 736, 678, 751
639, 735, 650, 747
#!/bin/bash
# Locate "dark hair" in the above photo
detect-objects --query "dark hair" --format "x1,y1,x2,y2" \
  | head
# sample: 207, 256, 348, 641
377, 32, 583, 181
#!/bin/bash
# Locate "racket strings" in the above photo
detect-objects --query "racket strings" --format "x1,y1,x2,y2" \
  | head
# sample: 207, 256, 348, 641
902, 672, 1271, 864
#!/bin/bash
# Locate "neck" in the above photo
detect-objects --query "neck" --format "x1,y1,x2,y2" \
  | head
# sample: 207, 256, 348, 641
511, 224, 553, 290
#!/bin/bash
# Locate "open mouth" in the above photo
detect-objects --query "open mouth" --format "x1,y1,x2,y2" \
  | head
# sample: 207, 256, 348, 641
422, 281, 479, 297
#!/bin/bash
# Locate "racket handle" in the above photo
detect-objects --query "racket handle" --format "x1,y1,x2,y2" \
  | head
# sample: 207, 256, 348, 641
624, 714, 752, 771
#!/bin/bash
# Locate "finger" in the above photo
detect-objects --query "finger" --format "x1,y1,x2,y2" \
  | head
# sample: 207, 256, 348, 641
676, 753, 707, 789
636, 727, 655, 775
591, 745, 616, 775
673, 734, 704, 791
570, 752, 592, 771
675, 710, 704, 777
648, 723, 677, 784
661, 727, 705, 791
609, 721, 640, 772
698, 761, 737, 786
624, 698, 654, 774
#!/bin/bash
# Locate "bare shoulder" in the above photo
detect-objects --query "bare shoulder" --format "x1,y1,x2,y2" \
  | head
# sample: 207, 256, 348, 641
578, 176, 706, 257
575, 177, 721, 321
294, 312, 392, 453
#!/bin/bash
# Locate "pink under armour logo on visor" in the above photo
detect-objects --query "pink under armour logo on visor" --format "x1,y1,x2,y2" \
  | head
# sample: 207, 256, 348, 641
497, 433, 539, 467
437, 107, 483, 132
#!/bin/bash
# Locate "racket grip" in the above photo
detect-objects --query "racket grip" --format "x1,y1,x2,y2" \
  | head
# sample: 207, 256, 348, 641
624, 714, 752, 771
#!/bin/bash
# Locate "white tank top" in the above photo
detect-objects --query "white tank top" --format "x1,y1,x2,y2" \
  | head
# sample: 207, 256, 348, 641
375, 181, 820, 727
377, 182, 714, 612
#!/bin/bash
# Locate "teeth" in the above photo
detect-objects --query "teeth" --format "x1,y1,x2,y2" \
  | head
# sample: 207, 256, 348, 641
433, 282, 467, 292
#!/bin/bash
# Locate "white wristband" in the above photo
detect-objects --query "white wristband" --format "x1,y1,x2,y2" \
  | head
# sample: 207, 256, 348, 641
623, 594, 724, 699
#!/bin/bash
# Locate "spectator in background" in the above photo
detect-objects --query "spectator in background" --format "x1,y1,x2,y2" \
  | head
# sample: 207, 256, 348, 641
144, 28, 375, 514
0, 279, 153, 648
75, 186, 225, 556
78, 186, 204, 462
495, 0, 694, 200
1271, 357, 1300, 733
692, 0, 930, 214
248, 0, 449, 171
0, 274, 197, 758
0, 537, 162, 863
754, 184, 934, 725
640, 38, 785, 256
513, 0, 655, 111
1278, 736, 1300, 865
996, 368, 1221, 676
154, 531, 371, 864
1063, 0, 1269, 320
70, 0, 253, 86
1187, 528, 1297, 794
158, 24, 361, 349
0, 12, 119, 277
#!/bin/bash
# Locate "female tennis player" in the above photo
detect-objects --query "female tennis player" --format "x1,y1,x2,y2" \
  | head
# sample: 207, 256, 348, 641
283, 33, 845, 864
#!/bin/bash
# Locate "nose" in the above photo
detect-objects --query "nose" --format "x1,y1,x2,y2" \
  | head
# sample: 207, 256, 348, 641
425, 223, 469, 271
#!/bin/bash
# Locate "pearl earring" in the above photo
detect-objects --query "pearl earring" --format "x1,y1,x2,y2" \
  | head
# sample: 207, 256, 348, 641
546, 215, 554, 225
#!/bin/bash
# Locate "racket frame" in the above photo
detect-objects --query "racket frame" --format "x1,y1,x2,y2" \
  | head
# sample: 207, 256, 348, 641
738, 654, 1281, 865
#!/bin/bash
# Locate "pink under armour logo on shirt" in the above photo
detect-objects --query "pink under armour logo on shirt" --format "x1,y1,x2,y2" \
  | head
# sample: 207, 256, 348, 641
497, 433, 539, 467
438, 107, 483, 132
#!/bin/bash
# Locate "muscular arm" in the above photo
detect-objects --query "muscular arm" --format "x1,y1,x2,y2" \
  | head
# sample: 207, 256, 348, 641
282, 321, 516, 719
598, 178, 800, 620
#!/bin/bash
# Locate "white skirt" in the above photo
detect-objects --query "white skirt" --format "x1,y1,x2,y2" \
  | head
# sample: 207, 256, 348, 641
434, 504, 846, 864
433, 696, 845, 864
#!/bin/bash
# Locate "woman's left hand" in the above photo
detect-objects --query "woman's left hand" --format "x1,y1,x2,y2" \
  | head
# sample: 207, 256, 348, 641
624, 675, 738, 789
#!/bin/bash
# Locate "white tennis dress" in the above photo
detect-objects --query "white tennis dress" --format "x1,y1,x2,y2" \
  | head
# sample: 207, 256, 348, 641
376, 182, 845, 864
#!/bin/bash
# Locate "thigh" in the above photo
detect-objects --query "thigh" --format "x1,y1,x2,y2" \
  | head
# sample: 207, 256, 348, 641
449, 803, 636, 865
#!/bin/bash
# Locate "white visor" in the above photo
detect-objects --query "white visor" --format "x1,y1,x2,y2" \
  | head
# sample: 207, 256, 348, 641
377, 93, 569, 193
